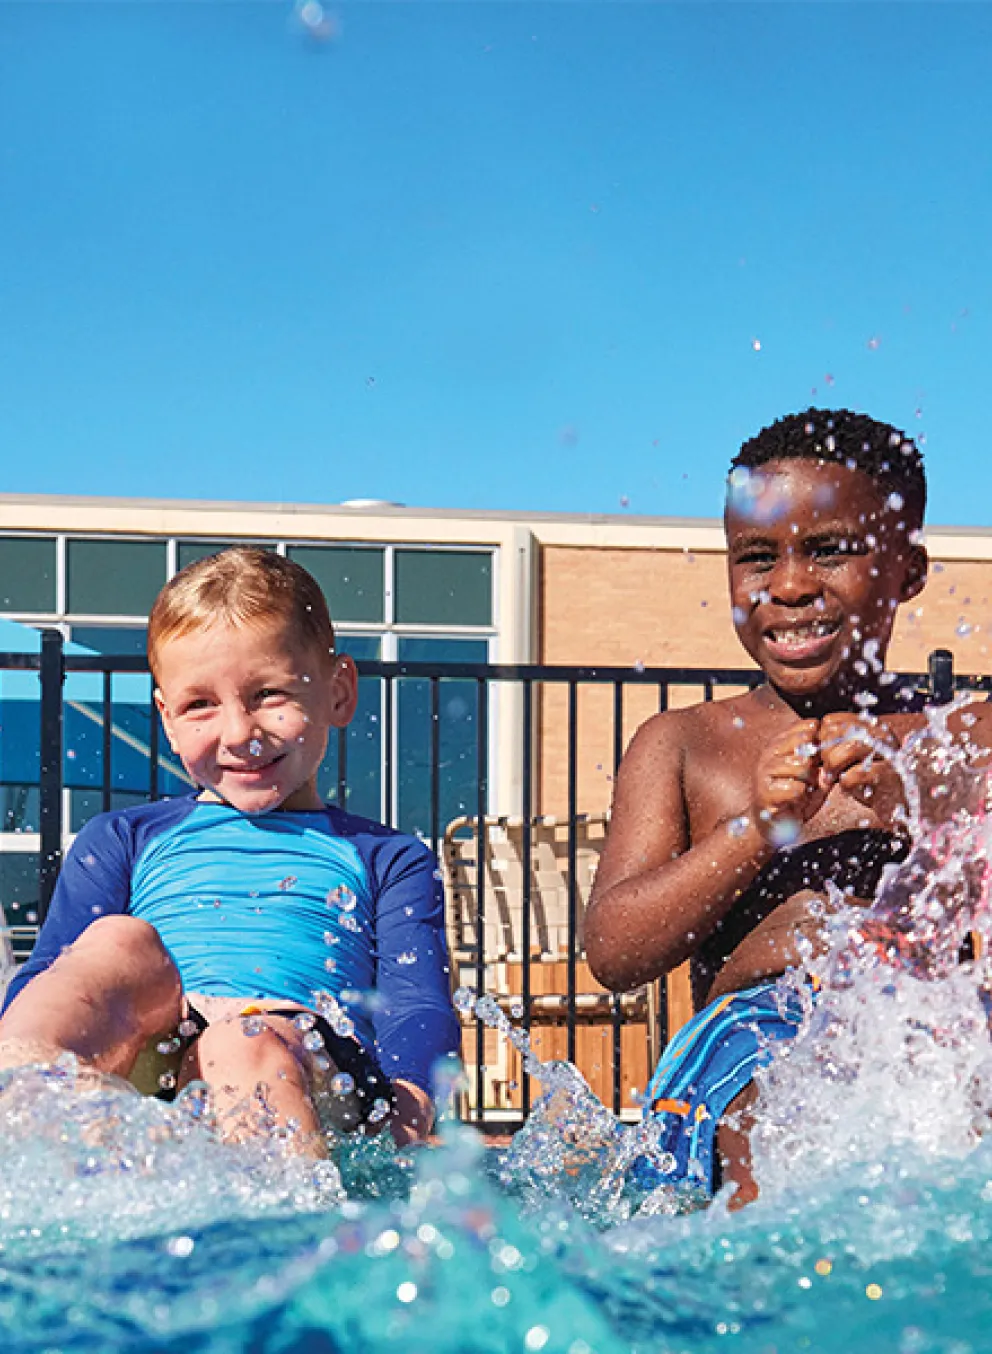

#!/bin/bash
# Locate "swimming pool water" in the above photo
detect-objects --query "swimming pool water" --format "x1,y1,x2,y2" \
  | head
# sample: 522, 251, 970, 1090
4, 1009, 992, 1354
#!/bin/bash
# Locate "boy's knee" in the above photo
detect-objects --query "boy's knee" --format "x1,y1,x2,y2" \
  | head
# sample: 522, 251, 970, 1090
66, 915, 182, 1009
193, 1020, 302, 1084
76, 914, 168, 963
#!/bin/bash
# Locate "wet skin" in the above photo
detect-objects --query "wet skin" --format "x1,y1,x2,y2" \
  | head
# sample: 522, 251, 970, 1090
585, 459, 992, 1203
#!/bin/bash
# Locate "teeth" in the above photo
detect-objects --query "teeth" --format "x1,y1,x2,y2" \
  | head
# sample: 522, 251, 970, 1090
770, 622, 834, 642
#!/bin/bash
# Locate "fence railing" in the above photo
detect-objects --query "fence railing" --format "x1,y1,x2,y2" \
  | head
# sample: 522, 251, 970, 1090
0, 634, 979, 1126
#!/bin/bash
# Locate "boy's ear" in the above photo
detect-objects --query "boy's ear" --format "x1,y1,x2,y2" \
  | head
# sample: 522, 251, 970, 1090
153, 688, 180, 753
900, 544, 929, 602
327, 655, 359, 727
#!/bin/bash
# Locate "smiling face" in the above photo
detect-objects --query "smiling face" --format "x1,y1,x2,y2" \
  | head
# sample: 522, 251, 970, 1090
725, 459, 927, 707
154, 619, 357, 814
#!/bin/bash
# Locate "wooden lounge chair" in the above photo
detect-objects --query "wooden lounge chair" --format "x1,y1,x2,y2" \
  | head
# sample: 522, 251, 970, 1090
442, 813, 693, 1121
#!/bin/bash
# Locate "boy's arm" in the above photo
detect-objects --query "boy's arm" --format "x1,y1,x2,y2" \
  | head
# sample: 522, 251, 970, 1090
2, 815, 132, 1012
370, 836, 461, 1143
585, 711, 823, 993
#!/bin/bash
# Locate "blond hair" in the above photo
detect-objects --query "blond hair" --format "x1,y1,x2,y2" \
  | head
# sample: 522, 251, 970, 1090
147, 547, 335, 680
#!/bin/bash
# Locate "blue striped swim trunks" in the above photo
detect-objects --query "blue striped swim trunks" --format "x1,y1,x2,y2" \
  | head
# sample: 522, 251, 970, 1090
637, 978, 809, 1195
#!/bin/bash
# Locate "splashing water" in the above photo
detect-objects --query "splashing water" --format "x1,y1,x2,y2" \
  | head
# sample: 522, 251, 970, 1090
5, 710, 992, 1350
745, 701, 992, 1200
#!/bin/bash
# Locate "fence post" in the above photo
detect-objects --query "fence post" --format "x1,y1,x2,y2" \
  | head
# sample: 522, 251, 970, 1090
927, 648, 954, 705
38, 628, 65, 921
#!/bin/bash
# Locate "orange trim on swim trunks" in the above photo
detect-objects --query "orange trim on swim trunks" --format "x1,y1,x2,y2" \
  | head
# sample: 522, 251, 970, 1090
239, 1003, 264, 1016
651, 1097, 691, 1116
668, 994, 736, 1060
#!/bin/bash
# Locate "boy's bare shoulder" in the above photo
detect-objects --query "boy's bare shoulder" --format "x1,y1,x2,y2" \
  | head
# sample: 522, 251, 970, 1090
619, 688, 771, 789
628, 688, 767, 751
948, 695, 992, 757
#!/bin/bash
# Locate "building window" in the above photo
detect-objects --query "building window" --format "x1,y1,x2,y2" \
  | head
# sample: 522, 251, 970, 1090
71, 626, 149, 657
176, 540, 277, 571
287, 546, 385, 624
66, 539, 168, 616
0, 537, 57, 613
394, 549, 492, 626
395, 636, 487, 837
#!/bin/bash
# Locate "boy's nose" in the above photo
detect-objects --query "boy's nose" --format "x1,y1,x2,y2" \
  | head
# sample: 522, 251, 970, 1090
769, 554, 818, 606
219, 702, 260, 751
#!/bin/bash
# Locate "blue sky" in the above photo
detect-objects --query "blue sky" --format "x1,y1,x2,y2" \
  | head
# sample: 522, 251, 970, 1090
1, 2, 990, 526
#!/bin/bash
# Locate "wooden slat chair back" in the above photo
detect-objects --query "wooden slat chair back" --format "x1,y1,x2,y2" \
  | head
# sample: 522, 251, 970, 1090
442, 812, 675, 1118
0, 904, 18, 1004
445, 813, 607, 967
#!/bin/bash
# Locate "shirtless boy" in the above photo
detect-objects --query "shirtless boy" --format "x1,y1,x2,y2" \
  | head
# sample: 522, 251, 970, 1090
0, 548, 459, 1151
586, 409, 992, 1206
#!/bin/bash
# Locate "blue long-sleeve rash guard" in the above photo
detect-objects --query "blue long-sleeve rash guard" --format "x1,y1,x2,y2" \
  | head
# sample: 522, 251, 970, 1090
2, 797, 461, 1096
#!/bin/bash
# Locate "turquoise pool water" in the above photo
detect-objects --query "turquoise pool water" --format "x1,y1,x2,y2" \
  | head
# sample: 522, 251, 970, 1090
4, 958, 992, 1354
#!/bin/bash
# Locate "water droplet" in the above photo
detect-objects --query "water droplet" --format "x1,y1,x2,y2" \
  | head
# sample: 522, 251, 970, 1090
633, 659, 645, 674
957, 621, 973, 638
769, 817, 801, 848
867, 336, 881, 350
750, 337, 761, 352
330, 1072, 355, 1096
248, 738, 263, 758
397, 952, 417, 966
302, 1030, 324, 1052
368, 1096, 391, 1123
728, 815, 750, 839
156, 1037, 182, 1056
293, 1012, 316, 1032
278, 876, 298, 892
241, 1015, 265, 1038
178, 1019, 200, 1039
340, 914, 361, 933
885, 491, 904, 512
158, 1072, 177, 1091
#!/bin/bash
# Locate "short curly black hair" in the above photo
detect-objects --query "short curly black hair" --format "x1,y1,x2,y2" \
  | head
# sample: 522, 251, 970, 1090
729, 408, 926, 530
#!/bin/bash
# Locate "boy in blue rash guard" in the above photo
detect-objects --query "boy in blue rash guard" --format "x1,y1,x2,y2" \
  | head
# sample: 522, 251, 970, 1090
585, 410, 992, 1207
0, 548, 460, 1151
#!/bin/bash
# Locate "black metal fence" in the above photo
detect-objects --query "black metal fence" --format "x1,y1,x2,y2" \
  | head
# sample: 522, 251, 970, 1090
0, 634, 981, 1125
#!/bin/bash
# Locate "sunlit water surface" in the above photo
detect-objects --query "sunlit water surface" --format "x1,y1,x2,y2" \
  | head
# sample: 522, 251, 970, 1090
4, 712, 992, 1353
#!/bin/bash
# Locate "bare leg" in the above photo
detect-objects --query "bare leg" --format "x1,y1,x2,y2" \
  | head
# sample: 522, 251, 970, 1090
179, 1014, 326, 1154
0, 916, 182, 1078
716, 1081, 760, 1210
